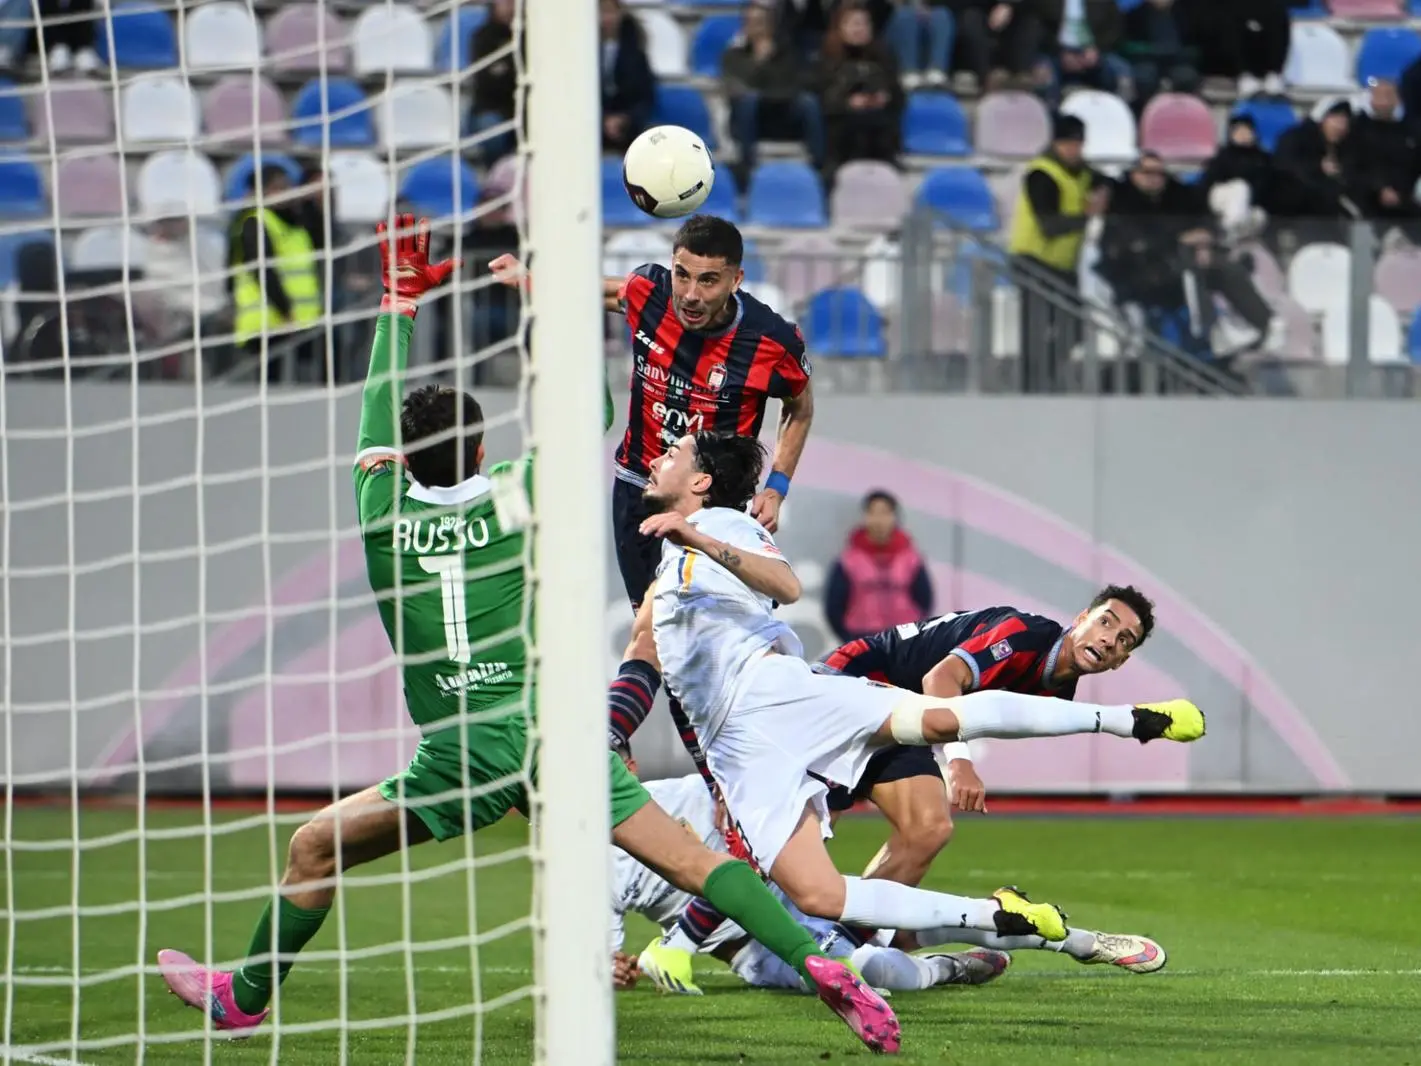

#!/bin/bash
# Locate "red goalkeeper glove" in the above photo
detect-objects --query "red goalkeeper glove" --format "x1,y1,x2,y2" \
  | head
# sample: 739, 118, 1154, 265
377, 212, 460, 318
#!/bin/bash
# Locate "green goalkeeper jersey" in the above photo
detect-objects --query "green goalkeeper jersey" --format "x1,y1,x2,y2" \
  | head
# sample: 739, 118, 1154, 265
353, 314, 536, 735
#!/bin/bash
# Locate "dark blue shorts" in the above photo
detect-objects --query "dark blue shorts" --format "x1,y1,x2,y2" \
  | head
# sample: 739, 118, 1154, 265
825, 743, 941, 812
612, 476, 662, 609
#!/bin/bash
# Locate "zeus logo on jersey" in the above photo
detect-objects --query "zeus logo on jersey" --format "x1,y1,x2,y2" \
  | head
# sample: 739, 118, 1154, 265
635, 329, 668, 356
393, 515, 491, 553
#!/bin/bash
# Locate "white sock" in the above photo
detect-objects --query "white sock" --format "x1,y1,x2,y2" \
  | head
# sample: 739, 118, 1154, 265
839, 875, 999, 932
917, 925, 1099, 960
660, 925, 698, 953
851, 944, 935, 991
949, 690, 1136, 742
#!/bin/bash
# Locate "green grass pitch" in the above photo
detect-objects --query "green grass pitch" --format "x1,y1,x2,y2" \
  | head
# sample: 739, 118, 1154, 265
4, 806, 1419, 1064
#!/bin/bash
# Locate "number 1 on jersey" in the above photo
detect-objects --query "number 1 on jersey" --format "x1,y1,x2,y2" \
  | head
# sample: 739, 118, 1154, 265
418, 555, 472, 664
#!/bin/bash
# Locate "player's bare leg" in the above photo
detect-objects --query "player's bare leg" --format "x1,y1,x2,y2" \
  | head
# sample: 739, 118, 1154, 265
614, 802, 901, 1053
157, 786, 432, 1033
861, 776, 955, 888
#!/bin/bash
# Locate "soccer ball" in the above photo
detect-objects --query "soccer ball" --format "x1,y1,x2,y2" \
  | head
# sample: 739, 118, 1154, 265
622, 125, 715, 219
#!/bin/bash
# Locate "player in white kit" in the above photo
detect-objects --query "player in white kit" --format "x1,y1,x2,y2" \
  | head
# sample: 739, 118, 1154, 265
611, 771, 1010, 995
635, 431, 1206, 945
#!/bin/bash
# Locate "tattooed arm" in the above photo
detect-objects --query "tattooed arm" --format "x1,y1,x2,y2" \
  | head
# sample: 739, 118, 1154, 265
638, 511, 802, 605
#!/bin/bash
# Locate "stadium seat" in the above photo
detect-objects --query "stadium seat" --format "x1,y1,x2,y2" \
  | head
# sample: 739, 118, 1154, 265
667, 0, 742, 6
652, 85, 716, 150
986, 169, 1019, 230
604, 229, 674, 277
72, 226, 148, 272
203, 75, 286, 146
1232, 99, 1298, 152
0, 156, 44, 217
1409, 311, 1421, 363
0, 229, 53, 286
1291, 0, 1328, 14
120, 75, 200, 145
700, 165, 741, 223
860, 235, 900, 311
290, 78, 375, 147
0, 81, 26, 141
747, 160, 826, 227
1355, 28, 1421, 85
1287, 241, 1351, 313
56, 155, 125, 219
636, 9, 688, 78
433, 6, 489, 71
398, 156, 478, 220
1138, 93, 1216, 161
745, 280, 789, 317
1329, 0, 1403, 15
380, 83, 456, 149
944, 240, 1006, 299
772, 231, 844, 303
1238, 242, 1285, 300
97, 3, 179, 68
740, 236, 768, 282
326, 150, 391, 224
1375, 247, 1421, 316
975, 91, 1050, 158
830, 160, 906, 231
223, 152, 303, 205
802, 287, 886, 357
137, 149, 222, 217
33, 83, 113, 144
916, 167, 998, 232
1272, 295, 1319, 361
184, 1, 262, 70
902, 92, 969, 156
602, 157, 653, 227
1284, 22, 1354, 91
352, 5, 432, 75
691, 16, 740, 78
1322, 295, 1403, 364
1060, 89, 1137, 162
267, 5, 350, 73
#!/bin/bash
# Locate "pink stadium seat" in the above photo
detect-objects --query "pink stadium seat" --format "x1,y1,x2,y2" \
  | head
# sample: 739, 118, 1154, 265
30, 83, 113, 144
56, 155, 126, 220
930, 293, 969, 352
1238, 243, 1284, 300
1374, 247, 1421, 316
1139, 93, 1217, 161
771, 232, 849, 304
975, 91, 1049, 158
266, 5, 350, 73
1274, 295, 1319, 361
830, 161, 907, 230
987, 169, 1019, 231
203, 75, 287, 145
1327, 0, 1403, 17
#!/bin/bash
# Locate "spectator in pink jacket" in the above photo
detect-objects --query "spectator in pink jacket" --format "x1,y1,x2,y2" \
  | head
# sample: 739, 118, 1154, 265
825, 490, 934, 642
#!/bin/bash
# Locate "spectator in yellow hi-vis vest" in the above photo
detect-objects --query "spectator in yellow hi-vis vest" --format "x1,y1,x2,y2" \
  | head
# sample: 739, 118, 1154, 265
229, 165, 324, 379
1007, 113, 1109, 393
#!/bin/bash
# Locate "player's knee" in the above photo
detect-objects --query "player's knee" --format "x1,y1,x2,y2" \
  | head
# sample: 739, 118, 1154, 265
286, 819, 337, 882
782, 876, 847, 920
902, 810, 954, 860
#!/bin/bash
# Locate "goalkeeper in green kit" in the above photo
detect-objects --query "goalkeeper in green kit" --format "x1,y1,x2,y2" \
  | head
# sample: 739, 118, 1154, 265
157, 215, 899, 1055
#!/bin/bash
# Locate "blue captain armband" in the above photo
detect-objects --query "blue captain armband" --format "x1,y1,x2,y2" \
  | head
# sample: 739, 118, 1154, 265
765, 471, 791, 498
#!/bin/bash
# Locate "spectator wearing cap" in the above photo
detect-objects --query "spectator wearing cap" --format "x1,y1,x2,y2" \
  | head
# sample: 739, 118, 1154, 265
1007, 112, 1109, 391
1349, 77, 1421, 242
1273, 97, 1361, 241
825, 490, 933, 644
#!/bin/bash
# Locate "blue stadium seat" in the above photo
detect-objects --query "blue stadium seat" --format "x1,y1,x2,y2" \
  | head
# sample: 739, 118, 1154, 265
1292, 0, 1329, 14
224, 154, 304, 204
747, 161, 826, 227
1408, 312, 1421, 363
902, 93, 969, 156
1232, 99, 1298, 152
603, 156, 654, 227
96, 3, 178, 68
916, 167, 998, 232
0, 155, 45, 217
803, 287, 886, 357
944, 241, 1006, 299
652, 85, 716, 150
700, 165, 740, 223
690, 16, 741, 78
741, 236, 767, 282
0, 230, 52, 287
434, 6, 489, 71
0, 80, 27, 141
398, 156, 478, 220
290, 78, 375, 148
1355, 27, 1421, 85
668, 0, 742, 6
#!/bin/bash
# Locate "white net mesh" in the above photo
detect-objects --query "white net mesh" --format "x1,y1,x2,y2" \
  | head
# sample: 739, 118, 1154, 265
0, 1, 599, 1061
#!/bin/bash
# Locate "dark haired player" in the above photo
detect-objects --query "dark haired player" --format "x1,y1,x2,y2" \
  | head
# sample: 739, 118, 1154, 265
490, 215, 814, 790
154, 216, 899, 1054
631, 430, 1202, 1000
649, 589, 1170, 989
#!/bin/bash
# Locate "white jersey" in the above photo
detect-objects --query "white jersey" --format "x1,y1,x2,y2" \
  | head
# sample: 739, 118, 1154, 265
609, 775, 723, 953
650, 507, 802, 744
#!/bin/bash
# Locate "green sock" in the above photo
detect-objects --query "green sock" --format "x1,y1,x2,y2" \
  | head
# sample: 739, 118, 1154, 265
701, 861, 819, 982
231, 897, 330, 1015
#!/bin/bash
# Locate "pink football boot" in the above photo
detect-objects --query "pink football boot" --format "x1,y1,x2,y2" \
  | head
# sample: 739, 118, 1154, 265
803, 954, 902, 1054
156, 949, 269, 1037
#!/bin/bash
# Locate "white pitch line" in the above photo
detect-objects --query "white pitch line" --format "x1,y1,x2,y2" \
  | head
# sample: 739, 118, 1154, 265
0, 1046, 97, 1066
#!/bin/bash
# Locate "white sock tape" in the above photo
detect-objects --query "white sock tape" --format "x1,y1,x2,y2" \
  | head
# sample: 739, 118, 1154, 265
889, 700, 927, 745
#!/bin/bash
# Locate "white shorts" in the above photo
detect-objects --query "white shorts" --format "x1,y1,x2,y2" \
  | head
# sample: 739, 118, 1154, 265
705, 653, 913, 873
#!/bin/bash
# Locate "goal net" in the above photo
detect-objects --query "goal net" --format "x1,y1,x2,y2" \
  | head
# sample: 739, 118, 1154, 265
0, 0, 609, 1062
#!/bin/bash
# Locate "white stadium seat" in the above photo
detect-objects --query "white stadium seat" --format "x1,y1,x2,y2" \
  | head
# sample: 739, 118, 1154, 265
352, 5, 432, 76
860, 236, 900, 312
1287, 242, 1351, 314
1060, 89, 1137, 163
121, 75, 200, 144
327, 150, 391, 223
137, 149, 222, 217
1322, 295, 1404, 364
1285, 23, 1355, 92
71, 226, 148, 271
744, 281, 789, 317
185, 1, 262, 71
603, 229, 673, 278
635, 9, 689, 79
991, 286, 1020, 358
379, 83, 456, 149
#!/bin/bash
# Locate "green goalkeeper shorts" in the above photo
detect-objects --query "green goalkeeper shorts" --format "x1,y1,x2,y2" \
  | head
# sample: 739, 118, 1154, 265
379, 717, 653, 842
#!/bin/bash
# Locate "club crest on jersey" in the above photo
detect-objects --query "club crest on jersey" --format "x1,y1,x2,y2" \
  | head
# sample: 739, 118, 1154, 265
705, 363, 727, 391
989, 639, 1013, 661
